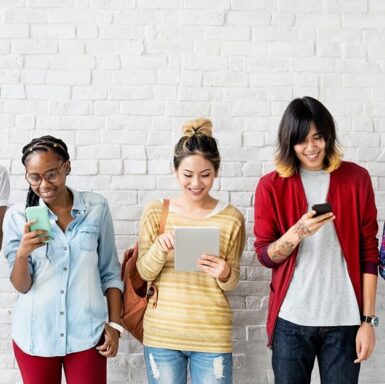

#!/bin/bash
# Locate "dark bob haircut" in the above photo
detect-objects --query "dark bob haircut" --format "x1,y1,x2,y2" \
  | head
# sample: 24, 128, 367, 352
275, 96, 342, 177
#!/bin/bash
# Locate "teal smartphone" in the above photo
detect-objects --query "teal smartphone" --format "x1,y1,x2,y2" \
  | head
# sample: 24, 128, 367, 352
25, 206, 52, 241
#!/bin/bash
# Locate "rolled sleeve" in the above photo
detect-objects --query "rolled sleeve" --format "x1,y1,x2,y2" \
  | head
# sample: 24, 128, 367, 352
363, 262, 378, 275
98, 202, 123, 293
261, 244, 279, 269
3, 206, 33, 276
102, 279, 124, 293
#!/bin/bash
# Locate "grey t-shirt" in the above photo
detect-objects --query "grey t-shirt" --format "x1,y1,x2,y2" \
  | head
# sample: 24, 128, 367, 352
279, 168, 360, 326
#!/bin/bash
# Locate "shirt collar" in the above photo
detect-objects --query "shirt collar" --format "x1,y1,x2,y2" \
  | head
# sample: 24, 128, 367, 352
38, 187, 86, 219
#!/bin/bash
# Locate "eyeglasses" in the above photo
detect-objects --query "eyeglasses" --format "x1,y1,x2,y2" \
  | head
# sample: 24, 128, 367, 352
25, 162, 67, 186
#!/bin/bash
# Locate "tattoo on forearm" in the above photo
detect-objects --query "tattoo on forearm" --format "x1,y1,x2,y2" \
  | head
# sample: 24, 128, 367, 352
293, 220, 311, 240
269, 240, 296, 262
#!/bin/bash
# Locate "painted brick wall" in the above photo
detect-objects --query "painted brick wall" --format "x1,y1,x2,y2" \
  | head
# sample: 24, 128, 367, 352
0, 1, 385, 383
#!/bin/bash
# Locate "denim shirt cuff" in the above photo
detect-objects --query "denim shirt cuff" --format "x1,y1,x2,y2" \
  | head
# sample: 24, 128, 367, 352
102, 280, 124, 294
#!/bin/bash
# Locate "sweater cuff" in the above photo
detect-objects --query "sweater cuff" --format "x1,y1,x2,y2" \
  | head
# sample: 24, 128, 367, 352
362, 262, 378, 276
216, 267, 238, 291
260, 244, 279, 268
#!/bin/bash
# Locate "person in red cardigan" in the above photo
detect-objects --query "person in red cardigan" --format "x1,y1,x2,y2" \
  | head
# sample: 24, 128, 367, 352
254, 96, 379, 384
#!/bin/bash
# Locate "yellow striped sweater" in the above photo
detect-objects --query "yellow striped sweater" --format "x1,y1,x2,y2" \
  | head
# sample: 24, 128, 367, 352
136, 200, 245, 353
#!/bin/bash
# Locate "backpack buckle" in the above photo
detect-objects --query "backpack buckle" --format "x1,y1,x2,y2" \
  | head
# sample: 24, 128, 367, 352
146, 286, 155, 297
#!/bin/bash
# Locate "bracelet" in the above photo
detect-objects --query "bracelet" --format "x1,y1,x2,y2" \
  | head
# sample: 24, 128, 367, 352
107, 321, 124, 337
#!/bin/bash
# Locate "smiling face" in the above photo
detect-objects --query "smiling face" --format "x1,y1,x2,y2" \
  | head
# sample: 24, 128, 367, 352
25, 151, 69, 206
175, 154, 217, 203
293, 122, 326, 171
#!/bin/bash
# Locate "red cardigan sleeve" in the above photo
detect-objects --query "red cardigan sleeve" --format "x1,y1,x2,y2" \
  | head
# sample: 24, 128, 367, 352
359, 170, 379, 275
254, 176, 280, 269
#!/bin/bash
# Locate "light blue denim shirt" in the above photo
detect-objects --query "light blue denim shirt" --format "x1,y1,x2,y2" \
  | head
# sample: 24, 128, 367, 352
3, 189, 123, 357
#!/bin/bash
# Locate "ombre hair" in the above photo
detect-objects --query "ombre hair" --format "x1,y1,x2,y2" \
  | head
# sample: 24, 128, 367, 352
173, 118, 220, 172
275, 97, 343, 177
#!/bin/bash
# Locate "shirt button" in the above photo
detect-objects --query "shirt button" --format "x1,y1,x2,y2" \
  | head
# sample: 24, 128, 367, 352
64, 247, 68, 251
63, 267, 68, 271
61, 290, 64, 294
60, 311, 64, 315
60, 333, 64, 337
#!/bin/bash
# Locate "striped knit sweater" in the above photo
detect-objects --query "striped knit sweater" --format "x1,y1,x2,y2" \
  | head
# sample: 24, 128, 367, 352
136, 200, 245, 353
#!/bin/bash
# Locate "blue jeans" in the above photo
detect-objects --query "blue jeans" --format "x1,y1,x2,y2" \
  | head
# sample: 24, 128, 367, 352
144, 346, 232, 384
272, 318, 360, 384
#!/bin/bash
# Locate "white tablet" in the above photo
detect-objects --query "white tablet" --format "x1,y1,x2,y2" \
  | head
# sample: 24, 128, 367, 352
174, 227, 220, 272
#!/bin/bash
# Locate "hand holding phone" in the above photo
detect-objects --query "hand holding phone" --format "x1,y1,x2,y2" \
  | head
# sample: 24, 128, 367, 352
311, 203, 332, 218
25, 206, 52, 241
294, 204, 334, 242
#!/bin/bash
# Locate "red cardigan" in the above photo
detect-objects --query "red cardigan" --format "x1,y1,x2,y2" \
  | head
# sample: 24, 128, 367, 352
254, 161, 379, 347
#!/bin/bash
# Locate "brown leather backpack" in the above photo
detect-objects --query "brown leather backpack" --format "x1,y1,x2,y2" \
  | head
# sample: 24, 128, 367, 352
120, 199, 169, 342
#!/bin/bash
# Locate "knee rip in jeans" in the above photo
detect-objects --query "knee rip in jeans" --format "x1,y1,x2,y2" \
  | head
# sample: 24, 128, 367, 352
149, 353, 160, 380
213, 356, 225, 380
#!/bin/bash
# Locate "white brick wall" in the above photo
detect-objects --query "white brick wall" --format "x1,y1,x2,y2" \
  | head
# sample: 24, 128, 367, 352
0, 1, 384, 383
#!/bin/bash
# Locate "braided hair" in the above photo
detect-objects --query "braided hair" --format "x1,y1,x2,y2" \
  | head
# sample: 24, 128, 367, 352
22, 136, 70, 208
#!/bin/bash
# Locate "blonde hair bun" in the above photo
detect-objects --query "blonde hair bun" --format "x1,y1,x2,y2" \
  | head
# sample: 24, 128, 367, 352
182, 118, 213, 137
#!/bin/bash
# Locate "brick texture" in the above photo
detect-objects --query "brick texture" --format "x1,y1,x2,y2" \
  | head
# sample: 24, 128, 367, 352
0, 1, 385, 383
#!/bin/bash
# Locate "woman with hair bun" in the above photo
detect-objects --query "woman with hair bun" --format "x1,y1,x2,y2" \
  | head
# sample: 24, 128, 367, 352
3, 136, 123, 384
137, 118, 245, 384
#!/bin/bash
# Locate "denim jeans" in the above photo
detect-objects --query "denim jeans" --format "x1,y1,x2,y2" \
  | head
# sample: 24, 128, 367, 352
144, 346, 232, 384
272, 317, 360, 384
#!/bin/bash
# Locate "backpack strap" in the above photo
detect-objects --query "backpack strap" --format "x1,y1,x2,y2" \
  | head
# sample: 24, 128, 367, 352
147, 198, 170, 307
158, 198, 169, 235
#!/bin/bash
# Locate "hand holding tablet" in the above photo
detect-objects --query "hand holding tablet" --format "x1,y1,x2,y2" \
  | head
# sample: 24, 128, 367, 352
157, 231, 175, 252
197, 254, 230, 280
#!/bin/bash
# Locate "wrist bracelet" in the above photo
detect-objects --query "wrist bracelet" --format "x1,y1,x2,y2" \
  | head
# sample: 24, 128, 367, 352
107, 321, 124, 337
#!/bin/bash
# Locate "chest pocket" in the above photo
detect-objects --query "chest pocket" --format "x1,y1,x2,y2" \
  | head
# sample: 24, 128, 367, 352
30, 245, 48, 262
79, 225, 99, 252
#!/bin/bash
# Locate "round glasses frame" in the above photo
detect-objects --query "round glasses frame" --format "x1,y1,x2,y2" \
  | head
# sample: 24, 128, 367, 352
25, 162, 67, 187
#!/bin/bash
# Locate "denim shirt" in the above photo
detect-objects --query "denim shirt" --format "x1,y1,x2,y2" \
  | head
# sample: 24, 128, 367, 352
3, 189, 123, 357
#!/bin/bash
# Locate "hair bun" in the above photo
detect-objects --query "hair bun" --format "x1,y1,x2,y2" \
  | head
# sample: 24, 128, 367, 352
182, 118, 213, 137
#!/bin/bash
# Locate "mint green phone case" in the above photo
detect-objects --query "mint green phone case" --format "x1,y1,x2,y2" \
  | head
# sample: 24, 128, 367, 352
25, 206, 52, 240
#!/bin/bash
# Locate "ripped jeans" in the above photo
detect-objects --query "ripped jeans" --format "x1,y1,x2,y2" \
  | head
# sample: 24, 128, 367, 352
144, 346, 232, 384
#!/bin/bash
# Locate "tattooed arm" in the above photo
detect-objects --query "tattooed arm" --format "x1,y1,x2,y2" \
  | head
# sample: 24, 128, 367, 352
267, 210, 335, 264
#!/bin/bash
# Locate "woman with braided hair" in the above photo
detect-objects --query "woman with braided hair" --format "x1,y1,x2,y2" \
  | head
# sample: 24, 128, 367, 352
3, 136, 123, 384
137, 118, 245, 384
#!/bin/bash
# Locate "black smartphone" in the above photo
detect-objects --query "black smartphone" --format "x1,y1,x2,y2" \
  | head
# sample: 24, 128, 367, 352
311, 203, 332, 217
